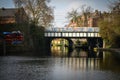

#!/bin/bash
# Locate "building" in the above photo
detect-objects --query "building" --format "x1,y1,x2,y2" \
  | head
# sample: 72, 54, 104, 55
67, 10, 102, 27
0, 7, 28, 24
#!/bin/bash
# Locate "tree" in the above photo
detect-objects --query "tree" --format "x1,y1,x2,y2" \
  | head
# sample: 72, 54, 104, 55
12, 0, 54, 55
81, 5, 93, 26
67, 5, 93, 27
110, 0, 120, 35
67, 9, 79, 27
13, 0, 54, 27
98, 0, 120, 47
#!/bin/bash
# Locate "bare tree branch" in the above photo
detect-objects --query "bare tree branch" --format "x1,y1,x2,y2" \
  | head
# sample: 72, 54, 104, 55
13, 0, 54, 27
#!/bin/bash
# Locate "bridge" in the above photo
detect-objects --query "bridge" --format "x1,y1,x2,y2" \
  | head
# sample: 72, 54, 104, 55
44, 27, 103, 53
45, 27, 100, 38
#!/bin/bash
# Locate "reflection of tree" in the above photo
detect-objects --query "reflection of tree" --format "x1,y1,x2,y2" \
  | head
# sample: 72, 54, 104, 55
75, 48, 80, 57
88, 50, 96, 58
71, 48, 88, 58
99, 52, 120, 72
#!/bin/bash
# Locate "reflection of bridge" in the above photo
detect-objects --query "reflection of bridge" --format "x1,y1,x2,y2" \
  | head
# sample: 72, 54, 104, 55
44, 27, 103, 54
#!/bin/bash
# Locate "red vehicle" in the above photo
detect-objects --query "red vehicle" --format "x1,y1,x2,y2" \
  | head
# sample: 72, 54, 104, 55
12, 33, 23, 41
4, 31, 24, 44
5, 34, 12, 44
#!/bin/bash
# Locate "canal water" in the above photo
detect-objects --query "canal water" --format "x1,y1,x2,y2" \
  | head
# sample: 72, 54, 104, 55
0, 47, 120, 80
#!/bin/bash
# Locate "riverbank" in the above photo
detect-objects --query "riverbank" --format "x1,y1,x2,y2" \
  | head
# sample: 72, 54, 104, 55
97, 48, 120, 52
97, 48, 120, 59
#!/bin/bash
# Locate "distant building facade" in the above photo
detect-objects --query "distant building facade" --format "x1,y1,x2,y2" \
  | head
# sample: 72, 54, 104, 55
0, 7, 28, 24
67, 10, 102, 27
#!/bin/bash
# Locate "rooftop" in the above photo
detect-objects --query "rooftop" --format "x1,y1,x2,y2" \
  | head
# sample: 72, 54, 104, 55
0, 8, 20, 17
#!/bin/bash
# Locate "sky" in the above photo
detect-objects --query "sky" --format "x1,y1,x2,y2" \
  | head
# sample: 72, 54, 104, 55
0, 0, 115, 27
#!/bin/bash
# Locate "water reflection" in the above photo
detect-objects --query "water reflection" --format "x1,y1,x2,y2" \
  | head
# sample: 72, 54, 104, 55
0, 46, 120, 80
51, 46, 68, 57
51, 46, 102, 71
51, 45, 103, 58
56, 58, 100, 70
71, 48, 88, 57
0, 51, 120, 80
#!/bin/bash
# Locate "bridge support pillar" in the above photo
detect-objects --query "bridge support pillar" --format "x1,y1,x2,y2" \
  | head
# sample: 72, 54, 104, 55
68, 39, 73, 52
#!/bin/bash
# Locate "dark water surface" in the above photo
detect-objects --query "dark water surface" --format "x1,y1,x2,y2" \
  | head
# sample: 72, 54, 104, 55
0, 49, 120, 80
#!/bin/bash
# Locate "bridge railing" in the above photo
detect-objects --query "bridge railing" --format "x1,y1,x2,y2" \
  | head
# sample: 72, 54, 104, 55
45, 27, 99, 32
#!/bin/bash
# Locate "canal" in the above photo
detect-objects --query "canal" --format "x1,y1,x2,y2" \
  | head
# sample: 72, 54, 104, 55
0, 47, 120, 80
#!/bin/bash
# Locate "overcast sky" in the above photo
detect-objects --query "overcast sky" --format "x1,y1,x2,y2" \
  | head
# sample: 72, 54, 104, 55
0, 0, 116, 27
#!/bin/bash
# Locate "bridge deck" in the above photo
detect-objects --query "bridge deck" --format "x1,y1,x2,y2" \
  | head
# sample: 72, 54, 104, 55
45, 27, 100, 38
45, 32, 100, 38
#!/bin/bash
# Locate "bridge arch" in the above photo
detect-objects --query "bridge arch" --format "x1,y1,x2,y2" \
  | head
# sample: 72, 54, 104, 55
45, 37, 103, 56
45, 37, 73, 55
